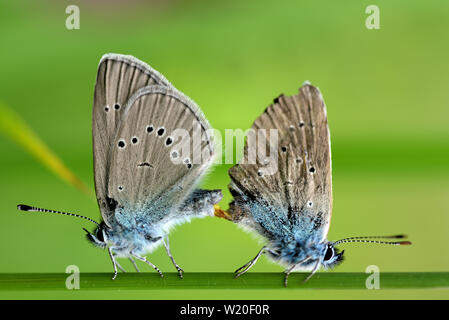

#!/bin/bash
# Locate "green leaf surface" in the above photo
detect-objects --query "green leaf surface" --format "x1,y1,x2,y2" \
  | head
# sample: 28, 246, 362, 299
1, 273, 448, 291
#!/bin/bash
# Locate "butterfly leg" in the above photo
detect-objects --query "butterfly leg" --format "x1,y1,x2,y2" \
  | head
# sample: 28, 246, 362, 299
303, 259, 321, 283
234, 246, 267, 279
283, 256, 311, 287
162, 236, 184, 279
284, 264, 298, 287
131, 253, 164, 278
115, 259, 126, 273
108, 247, 119, 280
129, 257, 140, 272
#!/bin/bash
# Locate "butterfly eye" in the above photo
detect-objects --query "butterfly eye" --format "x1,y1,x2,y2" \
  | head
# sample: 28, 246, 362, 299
323, 245, 334, 261
96, 229, 104, 242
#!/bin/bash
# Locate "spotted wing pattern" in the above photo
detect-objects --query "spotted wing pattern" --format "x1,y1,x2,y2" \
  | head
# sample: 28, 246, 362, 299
107, 85, 215, 227
228, 84, 332, 241
92, 54, 172, 226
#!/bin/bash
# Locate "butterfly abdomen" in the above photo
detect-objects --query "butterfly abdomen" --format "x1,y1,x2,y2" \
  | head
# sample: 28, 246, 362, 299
178, 189, 223, 217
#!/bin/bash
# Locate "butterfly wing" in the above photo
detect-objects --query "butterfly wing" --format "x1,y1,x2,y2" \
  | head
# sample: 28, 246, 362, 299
228, 84, 332, 241
92, 54, 173, 227
107, 85, 215, 227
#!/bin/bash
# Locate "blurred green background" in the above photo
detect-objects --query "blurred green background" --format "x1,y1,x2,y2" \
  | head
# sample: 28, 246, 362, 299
0, 0, 448, 299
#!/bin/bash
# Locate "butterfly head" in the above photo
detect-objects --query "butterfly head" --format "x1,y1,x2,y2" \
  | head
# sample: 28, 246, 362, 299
84, 223, 108, 248
320, 242, 344, 269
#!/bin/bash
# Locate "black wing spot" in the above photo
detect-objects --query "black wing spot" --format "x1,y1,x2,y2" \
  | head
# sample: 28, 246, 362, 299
146, 125, 154, 133
118, 185, 124, 192
131, 136, 139, 144
157, 127, 165, 136
299, 122, 305, 128
257, 170, 263, 177
118, 140, 126, 149
281, 146, 287, 152
309, 167, 316, 173
165, 136, 173, 146
137, 162, 153, 168
104, 106, 109, 112
114, 103, 120, 110
187, 163, 192, 169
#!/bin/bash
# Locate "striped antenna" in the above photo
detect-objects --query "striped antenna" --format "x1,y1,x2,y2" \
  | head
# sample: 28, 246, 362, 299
333, 235, 411, 246
17, 204, 100, 226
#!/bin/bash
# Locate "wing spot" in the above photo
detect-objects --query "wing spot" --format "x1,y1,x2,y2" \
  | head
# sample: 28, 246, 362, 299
307, 201, 313, 207
157, 127, 165, 137
281, 146, 287, 152
137, 162, 153, 168
184, 158, 192, 169
131, 136, 139, 145
296, 158, 303, 164
171, 150, 179, 159
309, 167, 316, 173
104, 106, 109, 112
257, 170, 263, 177
146, 125, 154, 133
118, 185, 124, 192
165, 136, 173, 146
114, 103, 120, 110
299, 122, 305, 128
289, 125, 295, 131
118, 140, 126, 149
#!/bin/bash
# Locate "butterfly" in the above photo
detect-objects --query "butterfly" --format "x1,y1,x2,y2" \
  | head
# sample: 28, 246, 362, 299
226, 83, 411, 286
18, 54, 222, 279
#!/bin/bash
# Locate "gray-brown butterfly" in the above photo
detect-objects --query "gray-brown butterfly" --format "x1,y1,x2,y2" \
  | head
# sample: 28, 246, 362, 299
226, 83, 411, 286
18, 54, 222, 279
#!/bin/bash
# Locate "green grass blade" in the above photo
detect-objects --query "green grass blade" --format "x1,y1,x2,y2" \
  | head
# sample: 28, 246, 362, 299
0, 102, 95, 199
0, 273, 448, 291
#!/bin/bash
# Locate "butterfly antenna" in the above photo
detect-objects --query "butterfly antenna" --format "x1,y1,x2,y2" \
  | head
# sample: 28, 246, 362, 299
17, 204, 100, 226
333, 235, 411, 246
